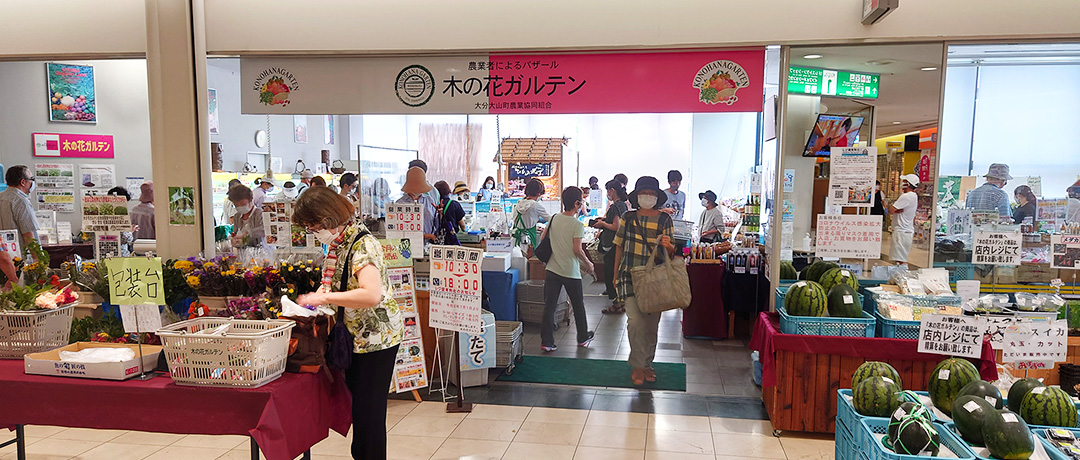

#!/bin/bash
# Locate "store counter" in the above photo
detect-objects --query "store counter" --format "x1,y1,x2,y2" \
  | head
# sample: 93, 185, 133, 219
0, 360, 350, 460
683, 263, 727, 339
749, 312, 998, 434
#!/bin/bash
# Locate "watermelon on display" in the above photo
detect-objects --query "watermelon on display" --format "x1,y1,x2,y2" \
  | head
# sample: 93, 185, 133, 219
1007, 378, 1044, 413
983, 410, 1035, 460
827, 284, 863, 318
928, 358, 980, 417
819, 267, 861, 293
852, 361, 902, 390
804, 261, 839, 283
952, 395, 996, 446
892, 416, 941, 456
853, 375, 902, 417
889, 401, 932, 443
783, 281, 828, 317
958, 380, 1004, 410
1020, 386, 1078, 428
780, 261, 798, 280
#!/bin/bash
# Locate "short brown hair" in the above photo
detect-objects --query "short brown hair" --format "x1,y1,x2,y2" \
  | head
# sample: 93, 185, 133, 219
562, 186, 583, 211
292, 186, 355, 229
227, 185, 253, 203
311, 176, 327, 187
524, 178, 545, 197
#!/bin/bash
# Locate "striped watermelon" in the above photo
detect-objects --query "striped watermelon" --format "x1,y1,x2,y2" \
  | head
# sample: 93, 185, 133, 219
780, 261, 798, 280
983, 410, 1035, 460
852, 361, 902, 390
1020, 386, 1078, 428
853, 375, 903, 417
783, 281, 828, 317
928, 358, 980, 417
819, 267, 860, 293
804, 261, 839, 283
1007, 378, 1044, 413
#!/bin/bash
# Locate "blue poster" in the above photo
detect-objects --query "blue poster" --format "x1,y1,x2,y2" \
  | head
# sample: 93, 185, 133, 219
459, 311, 496, 370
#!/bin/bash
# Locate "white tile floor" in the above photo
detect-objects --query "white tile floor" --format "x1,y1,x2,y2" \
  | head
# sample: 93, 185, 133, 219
0, 400, 834, 460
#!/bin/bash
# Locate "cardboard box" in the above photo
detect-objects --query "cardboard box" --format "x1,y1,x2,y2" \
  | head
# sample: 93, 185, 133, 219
1015, 263, 1053, 284
510, 256, 529, 280
24, 342, 162, 381
974, 265, 1016, 285
482, 253, 511, 272
1058, 268, 1080, 283
527, 259, 546, 281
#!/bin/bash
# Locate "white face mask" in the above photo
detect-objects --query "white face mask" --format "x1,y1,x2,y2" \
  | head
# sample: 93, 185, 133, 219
27, 180, 36, 193
235, 204, 251, 215
637, 195, 658, 210
486, 182, 494, 189
314, 229, 338, 246
701, 198, 709, 207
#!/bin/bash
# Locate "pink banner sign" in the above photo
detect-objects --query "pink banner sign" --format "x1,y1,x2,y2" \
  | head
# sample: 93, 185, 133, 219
483, 50, 765, 114
32, 133, 114, 159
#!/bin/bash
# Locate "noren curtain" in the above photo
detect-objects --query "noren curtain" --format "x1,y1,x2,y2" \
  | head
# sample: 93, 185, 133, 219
418, 123, 483, 193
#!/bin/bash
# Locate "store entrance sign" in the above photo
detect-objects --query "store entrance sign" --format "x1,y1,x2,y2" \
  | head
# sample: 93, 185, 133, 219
787, 66, 879, 99
32, 133, 114, 159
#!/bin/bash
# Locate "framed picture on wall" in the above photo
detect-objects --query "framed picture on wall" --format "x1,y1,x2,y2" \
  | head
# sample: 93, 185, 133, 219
46, 63, 97, 123
208, 88, 220, 134
293, 115, 308, 144
324, 115, 334, 145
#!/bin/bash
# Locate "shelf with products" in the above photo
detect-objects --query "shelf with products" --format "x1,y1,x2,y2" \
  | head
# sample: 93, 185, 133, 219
740, 193, 762, 234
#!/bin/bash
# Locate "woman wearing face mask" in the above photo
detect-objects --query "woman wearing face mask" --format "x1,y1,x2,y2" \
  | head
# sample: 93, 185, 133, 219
339, 173, 359, 207
227, 185, 266, 249
537, 186, 595, 351
592, 179, 628, 314
292, 187, 402, 460
452, 181, 471, 202
697, 190, 726, 244
613, 176, 677, 386
476, 176, 497, 202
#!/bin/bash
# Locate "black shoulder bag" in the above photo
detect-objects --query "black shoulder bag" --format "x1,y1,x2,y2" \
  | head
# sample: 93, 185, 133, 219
533, 214, 554, 263
326, 228, 369, 372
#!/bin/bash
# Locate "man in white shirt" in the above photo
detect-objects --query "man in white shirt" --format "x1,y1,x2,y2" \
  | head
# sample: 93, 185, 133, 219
660, 170, 686, 220
888, 174, 920, 265
0, 165, 39, 249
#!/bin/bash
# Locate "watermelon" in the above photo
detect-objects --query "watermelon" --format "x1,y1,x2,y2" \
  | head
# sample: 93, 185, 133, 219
819, 267, 861, 293
783, 281, 828, 317
892, 416, 941, 456
852, 361, 902, 390
1007, 378, 1044, 413
928, 358, 980, 417
889, 401, 932, 443
804, 261, 839, 283
983, 410, 1034, 460
958, 380, 1004, 410
780, 261, 798, 280
798, 268, 806, 280
827, 284, 863, 318
952, 395, 996, 445
1020, 386, 1078, 428
853, 375, 902, 417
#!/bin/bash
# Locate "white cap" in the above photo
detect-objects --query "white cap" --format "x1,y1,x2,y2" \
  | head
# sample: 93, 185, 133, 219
901, 174, 920, 187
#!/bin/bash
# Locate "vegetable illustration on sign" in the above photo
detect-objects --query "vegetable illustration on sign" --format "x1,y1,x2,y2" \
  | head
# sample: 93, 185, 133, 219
253, 67, 299, 107
692, 60, 750, 106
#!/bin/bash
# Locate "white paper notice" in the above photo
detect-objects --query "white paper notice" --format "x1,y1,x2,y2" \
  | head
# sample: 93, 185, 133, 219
428, 245, 483, 334
119, 305, 163, 334
36, 189, 75, 213
386, 203, 424, 259
78, 164, 116, 189
34, 163, 75, 188
815, 214, 883, 259
972, 231, 1022, 266
956, 280, 981, 303
828, 147, 876, 207
56, 221, 72, 244
917, 314, 983, 359
946, 209, 972, 236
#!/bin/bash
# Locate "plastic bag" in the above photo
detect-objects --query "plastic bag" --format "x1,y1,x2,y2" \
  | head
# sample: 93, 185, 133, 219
1037, 293, 1066, 313
1015, 292, 1039, 311
877, 293, 914, 320
976, 294, 1010, 313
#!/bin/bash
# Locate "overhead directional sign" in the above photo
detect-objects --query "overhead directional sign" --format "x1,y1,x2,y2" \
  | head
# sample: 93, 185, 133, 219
788, 66, 879, 99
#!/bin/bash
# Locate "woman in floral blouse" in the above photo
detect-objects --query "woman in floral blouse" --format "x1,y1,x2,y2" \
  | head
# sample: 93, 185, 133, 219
294, 187, 402, 460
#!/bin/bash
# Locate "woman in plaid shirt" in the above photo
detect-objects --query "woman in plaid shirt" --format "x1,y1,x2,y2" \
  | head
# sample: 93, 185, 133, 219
612, 176, 678, 386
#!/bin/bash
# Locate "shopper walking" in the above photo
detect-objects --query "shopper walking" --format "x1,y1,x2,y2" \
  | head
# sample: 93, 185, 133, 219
538, 187, 596, 351
593, 179, 628, 313
293, 187, 402, 460
661, 170, 686, 220
698, 190, 725, 243
0, 165, 39, 249
889, 174, 919, 266
477, 176, 497, 201
613, 176, 676, 385
433, 181, 466, 245
1013, 185, 1037, 225
396, 167, 438, 242
510, 178, 551, 253
965, 163, 1013, 218
131, 182, 156, 240
227, 185, 267, 249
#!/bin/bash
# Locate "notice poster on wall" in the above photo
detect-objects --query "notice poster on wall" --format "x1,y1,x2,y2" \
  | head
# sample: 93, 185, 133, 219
208, 88, 220, 135
78, 164, 115, 189
827, 147, 876, 207
36, 189, 75, 212
324, 115, 334, 145
81, 196, 131, 232
46, 63, 96, 123
94, 233, 121, 260
972, 231, 1022, 266
428, 245, 483, 334
385, 203, 424, 259
33, 163, 74, 188
815, 214, 883, 259
126, 177, 145, 202
293, 115, 308, 143
1038, 199, 1068, 232
1051, 235, 1080, 269
168, 186, 196, 226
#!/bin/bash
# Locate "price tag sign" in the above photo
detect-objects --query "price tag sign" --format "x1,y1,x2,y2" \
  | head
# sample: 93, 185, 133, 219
119, 304, 163, 333
107, 257, 165, 305
917, 314, 983, 359
1002, 320, 1068, 367
428, 245, 483, 334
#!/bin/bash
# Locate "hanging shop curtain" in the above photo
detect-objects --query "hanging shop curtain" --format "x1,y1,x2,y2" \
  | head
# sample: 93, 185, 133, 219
418, 123, 483, 191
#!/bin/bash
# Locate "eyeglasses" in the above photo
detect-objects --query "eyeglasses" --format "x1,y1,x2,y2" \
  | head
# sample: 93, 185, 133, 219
25, 177, 35, 182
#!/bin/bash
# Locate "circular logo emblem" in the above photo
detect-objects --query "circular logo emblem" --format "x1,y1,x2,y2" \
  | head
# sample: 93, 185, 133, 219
395, 65, 435, 107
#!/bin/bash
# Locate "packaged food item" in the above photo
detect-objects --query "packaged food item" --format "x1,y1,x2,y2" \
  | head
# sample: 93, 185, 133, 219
878, 294, 914, 321
1015, 292, 1039, 311
923, 278, 954, 296
976, 294, 1010, 313
1037, 293, 1067, 313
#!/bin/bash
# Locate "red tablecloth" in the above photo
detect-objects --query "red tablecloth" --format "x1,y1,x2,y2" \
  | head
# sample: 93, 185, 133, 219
0, 361, 351, 460
749, 312, 998, 388
682, 263, 727, 339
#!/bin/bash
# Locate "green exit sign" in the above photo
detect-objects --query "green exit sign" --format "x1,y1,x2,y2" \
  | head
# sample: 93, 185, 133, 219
788, 66, 879, 99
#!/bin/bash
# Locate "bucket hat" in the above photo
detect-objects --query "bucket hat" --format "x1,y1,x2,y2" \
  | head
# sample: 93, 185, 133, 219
984, 163, 1013, 181
401, 166, 433, 195
698, 190, 717, 204
629, 176, 665, 209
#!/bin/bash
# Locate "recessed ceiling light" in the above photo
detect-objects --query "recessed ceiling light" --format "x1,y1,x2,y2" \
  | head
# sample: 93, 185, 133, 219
921, 67, 938, 71
803, 54, 823, 59
892, 121, 902, 125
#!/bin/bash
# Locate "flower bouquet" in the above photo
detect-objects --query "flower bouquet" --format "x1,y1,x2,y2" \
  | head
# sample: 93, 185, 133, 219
0, 283, 79, 312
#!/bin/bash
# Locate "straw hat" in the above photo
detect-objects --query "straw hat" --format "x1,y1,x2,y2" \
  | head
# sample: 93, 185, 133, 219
453, 181, 470, 195
401, 166, 433, 195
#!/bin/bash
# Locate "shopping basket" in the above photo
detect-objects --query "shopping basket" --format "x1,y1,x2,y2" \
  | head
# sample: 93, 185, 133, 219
157, 318, 295, 388
0, 303, 76, 359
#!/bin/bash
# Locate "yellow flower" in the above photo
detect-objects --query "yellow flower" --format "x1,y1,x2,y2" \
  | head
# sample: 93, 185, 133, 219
186, 275, 200, 288
288, 266, 294, 272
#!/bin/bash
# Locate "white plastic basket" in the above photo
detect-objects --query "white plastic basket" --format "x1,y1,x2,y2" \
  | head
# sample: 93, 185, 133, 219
157, 318, 295, 388
495, 321, 523, 368
0, 304, 76, 359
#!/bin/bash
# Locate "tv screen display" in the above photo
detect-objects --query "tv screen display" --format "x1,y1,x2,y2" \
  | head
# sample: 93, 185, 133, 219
802, 114, 864, 157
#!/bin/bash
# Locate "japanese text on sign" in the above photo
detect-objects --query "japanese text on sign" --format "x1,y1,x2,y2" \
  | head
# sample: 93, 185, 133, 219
1050, 235, 1080, 269
1002, 320, 1068, 365
947, 209, 972, 237
973, 231, 1022, 266
428, 245, 484, 334
107, 257, 165, 305
815, 214, 883, 259
459, 312, 496, 371
828, 147, 876, 207
917, 314, 983, 359
386, 204, 424, 259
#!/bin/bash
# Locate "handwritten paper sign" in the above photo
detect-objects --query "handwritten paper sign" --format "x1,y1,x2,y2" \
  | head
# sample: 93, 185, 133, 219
428, 245, 483, 334
386, 203, 424, 259
1002, 320, 1068, 368
107, 257, 165, 305
917, 314, 983, 359
378, 238, 414, 268
119, 305, 163, 333
946, 209, 972, 236
815, 214, 883, 259
973, 231, 1022, 266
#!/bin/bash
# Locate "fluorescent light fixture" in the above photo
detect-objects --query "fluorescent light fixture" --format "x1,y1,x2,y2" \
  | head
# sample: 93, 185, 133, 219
920, 67, 938, 71
892, 121, 902, 124
802, 54, 823, 59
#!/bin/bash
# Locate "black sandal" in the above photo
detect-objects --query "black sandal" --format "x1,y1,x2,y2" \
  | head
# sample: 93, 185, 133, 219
601, 305, 625, 314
